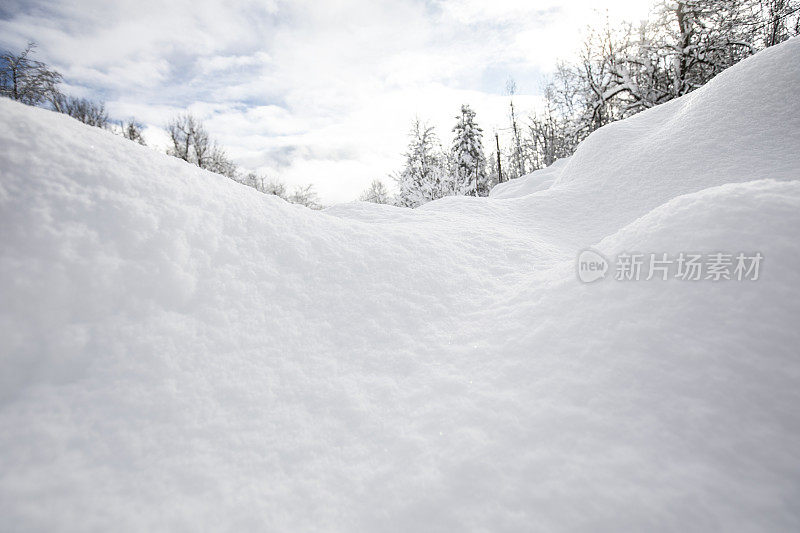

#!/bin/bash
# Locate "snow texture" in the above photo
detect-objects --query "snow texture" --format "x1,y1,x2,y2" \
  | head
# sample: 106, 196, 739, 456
1, 38, 800, 532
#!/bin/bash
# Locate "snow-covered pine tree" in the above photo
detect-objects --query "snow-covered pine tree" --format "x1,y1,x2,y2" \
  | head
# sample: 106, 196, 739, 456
394, 119, 448, 207
451, 104, 489, 196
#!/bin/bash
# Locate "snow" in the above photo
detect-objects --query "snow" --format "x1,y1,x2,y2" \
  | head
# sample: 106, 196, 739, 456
1, 38, 800, 532
489, 156, 570, 199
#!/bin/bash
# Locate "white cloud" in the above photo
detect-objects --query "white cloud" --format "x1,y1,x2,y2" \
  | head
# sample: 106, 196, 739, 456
1, 0, 653, 204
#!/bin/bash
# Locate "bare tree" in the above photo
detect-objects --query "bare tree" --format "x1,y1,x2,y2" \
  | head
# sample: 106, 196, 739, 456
539, 0, 772, 146
238, 172, 287, 197
505, 77, 528, 179
527, 86, 577, 170
288, 184, 322, 209
167, 114, 206, 162
758, 0, 800, 47
53, 94, 110, 128
359, 179, 391, 204
166, 113, 237, 179
237, 172, 321, 208
1, 42, 117, 132
121, 119, 147, 145
0, 42, 62, 107
262, 179, 288, 198
643, 0, 758, 98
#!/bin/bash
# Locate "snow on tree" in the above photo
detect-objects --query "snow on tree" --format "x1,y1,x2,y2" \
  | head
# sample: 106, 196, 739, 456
394, 119, 449, 208
646, 0, 758, 98
359, 179, 391, 204
451, 104, 489, 196
759, 0, 800, 47
517, 0, 800, 169
288, 184, 322, 209
591, 0, 784, 118
527, 86, 577, 171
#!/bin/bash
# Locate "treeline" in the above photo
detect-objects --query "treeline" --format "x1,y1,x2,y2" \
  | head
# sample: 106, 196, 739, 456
0, 42, 321, 209
390, 107, 491, 208
160, 113, 321, 208
373, 0, 799, 208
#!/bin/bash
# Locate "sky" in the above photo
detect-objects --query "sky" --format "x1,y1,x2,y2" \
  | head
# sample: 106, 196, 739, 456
0, 0, 652, 204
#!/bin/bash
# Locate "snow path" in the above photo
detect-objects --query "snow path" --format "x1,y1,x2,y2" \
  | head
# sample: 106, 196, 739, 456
1, 39, 800, 532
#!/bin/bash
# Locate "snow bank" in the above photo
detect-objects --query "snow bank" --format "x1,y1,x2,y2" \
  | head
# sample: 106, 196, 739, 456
488, 156, 569, 199
1, 38, 800, 532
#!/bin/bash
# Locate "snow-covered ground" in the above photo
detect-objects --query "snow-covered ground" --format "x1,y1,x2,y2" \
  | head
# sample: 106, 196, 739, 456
1, 38, 799, 532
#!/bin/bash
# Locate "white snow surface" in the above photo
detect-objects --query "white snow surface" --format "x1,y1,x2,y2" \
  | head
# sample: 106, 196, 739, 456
489, 156, 570, 199
2, 39, 800, 532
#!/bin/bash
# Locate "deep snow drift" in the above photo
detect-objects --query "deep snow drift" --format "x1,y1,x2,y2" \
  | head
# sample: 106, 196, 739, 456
1, 39, 800, 532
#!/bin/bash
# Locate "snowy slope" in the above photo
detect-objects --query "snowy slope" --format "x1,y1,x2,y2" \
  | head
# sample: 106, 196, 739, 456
489, 156, 570, 199
2, 38, 800, 532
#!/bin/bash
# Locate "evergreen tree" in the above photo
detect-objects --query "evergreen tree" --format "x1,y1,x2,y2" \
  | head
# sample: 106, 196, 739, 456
394, 119, 448, 207
451, 104, 489, 196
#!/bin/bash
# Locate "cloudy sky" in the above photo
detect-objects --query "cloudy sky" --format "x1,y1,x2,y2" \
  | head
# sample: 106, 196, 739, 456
0, 0, 651, 204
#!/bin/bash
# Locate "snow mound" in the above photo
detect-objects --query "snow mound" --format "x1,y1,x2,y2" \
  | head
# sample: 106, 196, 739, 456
1, 39, 800, 532
488, 156, 569, 199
